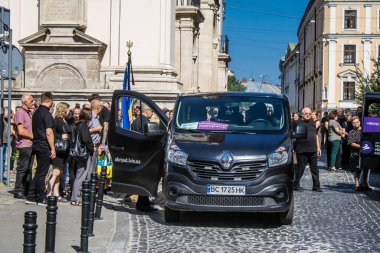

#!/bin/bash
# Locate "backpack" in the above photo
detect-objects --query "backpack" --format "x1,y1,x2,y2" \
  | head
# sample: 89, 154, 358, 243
69, 123, 88, 160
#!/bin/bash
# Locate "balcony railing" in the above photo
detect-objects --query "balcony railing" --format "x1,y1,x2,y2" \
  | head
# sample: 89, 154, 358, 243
176, 0, 201, 8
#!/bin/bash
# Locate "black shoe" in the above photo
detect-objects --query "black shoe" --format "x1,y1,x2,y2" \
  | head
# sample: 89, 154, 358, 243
37, 198, 48, 206
25, 197, 37, 205
294, 186, 303, 192
14, 192, 26, 199
312, 187, 322, 192
136, 204, 157, 212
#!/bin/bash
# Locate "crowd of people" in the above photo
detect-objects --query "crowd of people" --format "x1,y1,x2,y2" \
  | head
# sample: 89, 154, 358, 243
1, 92, 111, 206
0, 93, 374, 210
292, 105, 373, 191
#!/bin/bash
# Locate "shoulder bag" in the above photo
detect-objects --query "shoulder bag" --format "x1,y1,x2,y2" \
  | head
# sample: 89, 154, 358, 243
55, 125, 69, 155
69, 124, 88, 160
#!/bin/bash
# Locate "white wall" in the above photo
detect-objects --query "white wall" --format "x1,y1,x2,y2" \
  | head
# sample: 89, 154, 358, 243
0, 0, 39, 49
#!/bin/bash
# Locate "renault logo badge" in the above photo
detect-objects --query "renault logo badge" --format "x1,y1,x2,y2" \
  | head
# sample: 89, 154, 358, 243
220, 152, 234, 170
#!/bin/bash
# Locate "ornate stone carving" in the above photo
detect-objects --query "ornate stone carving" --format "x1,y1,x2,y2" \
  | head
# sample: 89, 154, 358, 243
36, 63, 85, 90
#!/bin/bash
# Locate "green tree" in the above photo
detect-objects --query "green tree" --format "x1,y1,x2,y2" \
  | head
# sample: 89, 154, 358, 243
355, 59, 380, 105
227, 76, 246, 92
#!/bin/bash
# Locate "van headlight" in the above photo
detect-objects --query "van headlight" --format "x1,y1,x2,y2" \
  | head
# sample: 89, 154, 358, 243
167, 143, 188, 166
267, 146, 290, 168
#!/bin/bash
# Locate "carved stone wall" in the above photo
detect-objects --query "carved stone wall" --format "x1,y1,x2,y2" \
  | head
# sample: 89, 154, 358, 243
40, 0, 87, 28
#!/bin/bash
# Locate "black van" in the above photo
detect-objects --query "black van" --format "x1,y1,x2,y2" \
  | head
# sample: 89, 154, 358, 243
361, 92, 380, 170
109, 91, 305, 225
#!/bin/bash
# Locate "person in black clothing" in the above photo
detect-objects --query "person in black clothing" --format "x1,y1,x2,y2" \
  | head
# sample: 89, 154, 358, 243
131, 104, 156, 212
71, 108, 94, 205
47, 102, 72, 202
26, 92, 55, 206
66, 106, 81, 195
294, 107, 322, 192
336, 108, 348, 170
131, 105, 152, 133
320, 111, 329, 149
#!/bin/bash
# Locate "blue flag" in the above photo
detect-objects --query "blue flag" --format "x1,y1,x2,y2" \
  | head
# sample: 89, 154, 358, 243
122, 54, 133, 129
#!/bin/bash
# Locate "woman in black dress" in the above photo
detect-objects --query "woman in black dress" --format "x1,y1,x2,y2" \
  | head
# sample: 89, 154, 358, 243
47, 102, 71, 201
71, 108, 94, 205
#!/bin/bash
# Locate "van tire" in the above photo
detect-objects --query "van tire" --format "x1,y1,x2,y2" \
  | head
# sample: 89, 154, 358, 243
165, 206, 180, 222
278, 197, 294, 225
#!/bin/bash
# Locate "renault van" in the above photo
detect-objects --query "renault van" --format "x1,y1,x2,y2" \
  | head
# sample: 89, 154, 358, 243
109, 91, 306, 225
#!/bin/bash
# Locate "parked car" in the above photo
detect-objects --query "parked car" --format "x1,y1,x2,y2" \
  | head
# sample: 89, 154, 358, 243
108, 91, 306, 225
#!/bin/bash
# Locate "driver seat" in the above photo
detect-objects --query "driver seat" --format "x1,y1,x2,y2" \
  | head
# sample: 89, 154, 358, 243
246, 102, 268, 125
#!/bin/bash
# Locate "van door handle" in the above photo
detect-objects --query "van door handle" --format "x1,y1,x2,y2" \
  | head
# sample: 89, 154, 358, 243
110, 146, 124, 151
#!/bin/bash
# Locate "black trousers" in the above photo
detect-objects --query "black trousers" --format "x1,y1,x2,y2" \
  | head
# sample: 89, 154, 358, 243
294, 152, 320, 188
27, 149, 51, 200
14, 147, 34, 194
68, 157, 77, 194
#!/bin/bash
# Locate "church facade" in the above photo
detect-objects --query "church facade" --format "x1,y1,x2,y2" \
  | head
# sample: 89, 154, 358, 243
0, 0, 230, 108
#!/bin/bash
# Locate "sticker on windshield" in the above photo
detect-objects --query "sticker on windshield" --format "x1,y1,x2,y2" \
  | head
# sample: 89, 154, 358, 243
363, 117, 380, 133
197, 121, 228, 130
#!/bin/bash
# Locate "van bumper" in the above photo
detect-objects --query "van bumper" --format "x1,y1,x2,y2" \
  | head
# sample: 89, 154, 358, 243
164, 163, 294, 213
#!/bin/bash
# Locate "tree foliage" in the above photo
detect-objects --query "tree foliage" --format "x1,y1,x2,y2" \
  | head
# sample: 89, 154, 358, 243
227, 76, 246, 92
355, 59, 380, 105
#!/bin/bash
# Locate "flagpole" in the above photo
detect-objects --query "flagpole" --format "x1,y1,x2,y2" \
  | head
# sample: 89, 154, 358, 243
122, 41, 133, 129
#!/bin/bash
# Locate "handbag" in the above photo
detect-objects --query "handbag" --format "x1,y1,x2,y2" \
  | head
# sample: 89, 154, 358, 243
69, 124, 88, 160
55, 126, 69, 154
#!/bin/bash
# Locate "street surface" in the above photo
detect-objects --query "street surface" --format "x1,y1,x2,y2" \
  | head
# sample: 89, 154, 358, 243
1, 152, 380, 252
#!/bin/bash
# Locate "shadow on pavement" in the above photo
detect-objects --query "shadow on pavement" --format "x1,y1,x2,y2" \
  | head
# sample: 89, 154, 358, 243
71, 245, 81, 252
323, 182, 356, 194
102, 198, 283, 229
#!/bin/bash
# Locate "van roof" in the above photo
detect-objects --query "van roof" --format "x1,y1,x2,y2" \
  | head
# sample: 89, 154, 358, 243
179, 92, 286, 99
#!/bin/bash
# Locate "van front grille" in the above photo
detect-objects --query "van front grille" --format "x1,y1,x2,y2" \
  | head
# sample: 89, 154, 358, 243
177, 195, 265, 207
188, 160, 266, 181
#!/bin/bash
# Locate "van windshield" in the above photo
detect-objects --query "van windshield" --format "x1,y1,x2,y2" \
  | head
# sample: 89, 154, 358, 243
175, 95, 289, 133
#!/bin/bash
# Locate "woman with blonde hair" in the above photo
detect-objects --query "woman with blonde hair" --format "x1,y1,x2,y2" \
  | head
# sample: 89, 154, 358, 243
47, 102, 72, 201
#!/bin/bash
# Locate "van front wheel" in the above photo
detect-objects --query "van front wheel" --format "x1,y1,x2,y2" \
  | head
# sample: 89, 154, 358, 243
278, 197, 294, 225
165, 206, 180, 222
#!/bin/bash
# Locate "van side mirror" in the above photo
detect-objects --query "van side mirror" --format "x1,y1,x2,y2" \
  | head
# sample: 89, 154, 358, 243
144, 122, 165, 137
292, 125, 307, 139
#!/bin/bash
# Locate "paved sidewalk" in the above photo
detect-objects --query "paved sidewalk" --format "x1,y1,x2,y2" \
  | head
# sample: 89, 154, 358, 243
0, 182, 116, 253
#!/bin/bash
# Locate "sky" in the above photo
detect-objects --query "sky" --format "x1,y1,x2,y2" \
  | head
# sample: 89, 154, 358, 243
224, 0, 309, 84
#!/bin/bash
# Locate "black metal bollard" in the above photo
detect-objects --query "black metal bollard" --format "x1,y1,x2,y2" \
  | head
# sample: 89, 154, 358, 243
45, 196, 58, 253
79, 181, 90, 253
95, 165, 107, 219
88, 172, 97, 236
23, 211, 38, 253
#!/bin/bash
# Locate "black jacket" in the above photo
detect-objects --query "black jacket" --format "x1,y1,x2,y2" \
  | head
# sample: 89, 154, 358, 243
73, 122, 94, 167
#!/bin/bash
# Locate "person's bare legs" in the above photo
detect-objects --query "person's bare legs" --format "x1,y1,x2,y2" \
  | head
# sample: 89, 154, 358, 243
48, 168, 61, 196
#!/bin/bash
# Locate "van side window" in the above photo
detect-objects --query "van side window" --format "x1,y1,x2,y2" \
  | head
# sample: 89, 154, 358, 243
116, 96, 164, 134
368, 103, 380, 118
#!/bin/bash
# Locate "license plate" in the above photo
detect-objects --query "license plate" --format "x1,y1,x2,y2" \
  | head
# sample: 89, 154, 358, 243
206, 185, 246, 195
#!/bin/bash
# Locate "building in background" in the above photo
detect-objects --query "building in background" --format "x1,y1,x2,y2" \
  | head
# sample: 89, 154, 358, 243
243, 79, 281, 94
279, 43, 299, 113
0, 0, 230, 108
281, 0, 380, 112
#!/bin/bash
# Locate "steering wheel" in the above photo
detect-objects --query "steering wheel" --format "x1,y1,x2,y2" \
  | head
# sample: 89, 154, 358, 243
251, 119, 269, 124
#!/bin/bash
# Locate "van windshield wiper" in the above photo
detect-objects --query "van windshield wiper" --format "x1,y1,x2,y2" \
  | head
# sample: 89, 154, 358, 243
209, 130, 256, 134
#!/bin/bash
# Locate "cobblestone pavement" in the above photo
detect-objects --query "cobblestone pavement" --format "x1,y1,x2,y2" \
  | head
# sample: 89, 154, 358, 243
104, 152, 380, 253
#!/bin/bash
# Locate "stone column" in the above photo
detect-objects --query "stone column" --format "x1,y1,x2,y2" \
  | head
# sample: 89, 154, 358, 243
197, 0, 216, 92
365, 5, 372, 35
362, 39, 372, 79
175, 4, 204, 92
329, 4, 336, 34
327, 39, 337, 109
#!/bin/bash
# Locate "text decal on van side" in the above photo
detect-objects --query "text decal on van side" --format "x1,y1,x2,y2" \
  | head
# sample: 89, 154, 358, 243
115, 157, 141, 165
